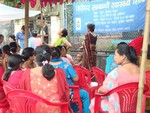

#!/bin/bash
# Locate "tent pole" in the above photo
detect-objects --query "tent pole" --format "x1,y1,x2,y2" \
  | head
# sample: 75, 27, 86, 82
136, 0, 150, 113
25, 0, 29, 48
40, 7, 44, 42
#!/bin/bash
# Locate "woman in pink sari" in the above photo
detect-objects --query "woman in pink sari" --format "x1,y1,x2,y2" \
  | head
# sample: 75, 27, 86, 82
90, 42, 140, 113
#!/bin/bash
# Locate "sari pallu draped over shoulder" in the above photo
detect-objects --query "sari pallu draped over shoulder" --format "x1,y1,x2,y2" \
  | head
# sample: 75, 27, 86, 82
17, 68, 73, 112
82, 33, 97, 71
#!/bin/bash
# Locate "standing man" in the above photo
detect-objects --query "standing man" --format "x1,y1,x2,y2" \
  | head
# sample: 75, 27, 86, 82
16, 25, 31, 53
37, 16, 49, 44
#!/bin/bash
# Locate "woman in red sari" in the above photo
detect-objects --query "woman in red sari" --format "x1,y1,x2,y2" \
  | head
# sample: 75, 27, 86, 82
82, 23, 97, 71
3, 54, 24, 87
18, 45, 71, 113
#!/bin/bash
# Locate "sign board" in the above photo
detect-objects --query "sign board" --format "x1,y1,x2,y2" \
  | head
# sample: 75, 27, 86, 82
73, 0, 146, 34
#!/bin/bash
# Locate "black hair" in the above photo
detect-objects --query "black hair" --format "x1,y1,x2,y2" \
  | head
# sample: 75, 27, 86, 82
32, 31, 37, 37
3, 54, 23, 81
22, 47, 34, 61
57, 45, 67, 55
87, 23, 95, 32
37, 16, 45, 20
61, 28, 68, 37
2, 45, 11, 55
0, 34, 4, 39
9, 42, 18, 53
62, 45, 67, 51
0, 49, 2, 57
21, 25, 25, 31
9, 35, 16, 41
42, 64, 55, 80
51, 47, 61, 59
116, 42, 138, 65
34, 45, 55, 80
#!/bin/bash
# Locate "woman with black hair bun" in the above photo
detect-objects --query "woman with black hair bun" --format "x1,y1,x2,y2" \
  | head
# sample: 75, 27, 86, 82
18, 45, 71, 113
22, 47, 35, 69
3, 54, 24, 88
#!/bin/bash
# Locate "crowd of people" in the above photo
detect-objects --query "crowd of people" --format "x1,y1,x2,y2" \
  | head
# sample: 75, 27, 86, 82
0, 22, 146, 113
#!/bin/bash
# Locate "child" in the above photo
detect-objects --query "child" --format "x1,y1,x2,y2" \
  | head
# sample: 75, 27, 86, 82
75, 53, 82, 66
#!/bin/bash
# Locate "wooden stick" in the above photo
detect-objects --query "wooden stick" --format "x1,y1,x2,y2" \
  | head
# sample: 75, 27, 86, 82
24, 0, 29, 48
40, 7, 44, 42
136, 0, 150, 113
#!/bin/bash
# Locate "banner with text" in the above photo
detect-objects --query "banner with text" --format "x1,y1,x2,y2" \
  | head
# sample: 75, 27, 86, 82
73, 0, 146, 34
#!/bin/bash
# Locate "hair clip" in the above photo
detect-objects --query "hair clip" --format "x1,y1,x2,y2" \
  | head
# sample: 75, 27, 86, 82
42, 60, 48, 66
43, 50, 47, 55
8, 66, 12, 70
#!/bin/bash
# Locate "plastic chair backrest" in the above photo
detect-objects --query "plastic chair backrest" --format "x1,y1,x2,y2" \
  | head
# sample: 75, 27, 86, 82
105, 54, 118, 74
92, 67, 107, 86
128, 37, 143, 56
7, 89, 69, 113
73, 65, 98, 99
146, 71, 150, 92
73, 65, 91, 89
94, 82, 148, 113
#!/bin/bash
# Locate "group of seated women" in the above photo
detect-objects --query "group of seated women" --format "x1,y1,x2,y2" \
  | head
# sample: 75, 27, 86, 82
0, 42, 141, 113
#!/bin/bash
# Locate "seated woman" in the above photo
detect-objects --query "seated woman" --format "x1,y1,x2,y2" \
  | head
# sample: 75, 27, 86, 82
57, 45, 74, 65
90, 42, 140, 113
3, 54, 24, 88
2, 45, 11, 71
50, 47, 90, 113
22, 47, 35, 69
18, 45, 70, 113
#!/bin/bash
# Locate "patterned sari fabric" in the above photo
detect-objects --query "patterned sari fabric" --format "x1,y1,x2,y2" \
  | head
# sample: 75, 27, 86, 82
90, 68, 139, 113
30, 71, 60, 113
82, 33, 97, 71
18, 68, 70, 113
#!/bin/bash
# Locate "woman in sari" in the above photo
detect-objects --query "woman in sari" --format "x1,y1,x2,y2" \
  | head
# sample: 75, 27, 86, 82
3, 54, 24, 87
90, 42, 140, 113
82, 23, 97, 71
18, 45, 70, 113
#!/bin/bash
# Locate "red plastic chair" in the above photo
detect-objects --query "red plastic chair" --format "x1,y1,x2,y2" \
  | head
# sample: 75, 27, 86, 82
94, 82, 148, 113
142, 71, 150, 112
69, 85, 82, 113
73, 65, 98, 99
92, 67, 107, 86
6, 89, 69, 113
128, 37, 143, 56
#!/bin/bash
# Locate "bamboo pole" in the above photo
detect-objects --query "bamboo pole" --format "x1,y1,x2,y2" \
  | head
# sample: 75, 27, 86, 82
40, 7, 44, 42
24, 0, 29, 48
136, 0, 150, 113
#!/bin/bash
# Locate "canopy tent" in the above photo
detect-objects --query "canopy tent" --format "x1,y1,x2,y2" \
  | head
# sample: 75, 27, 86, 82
0, 4, 40, 21
20, 0, 75, 8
